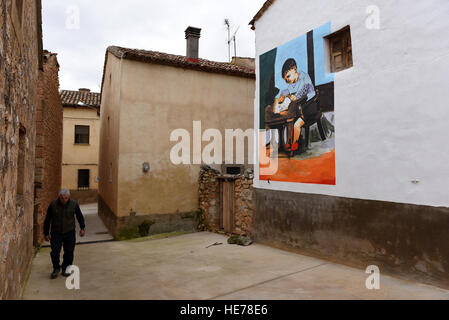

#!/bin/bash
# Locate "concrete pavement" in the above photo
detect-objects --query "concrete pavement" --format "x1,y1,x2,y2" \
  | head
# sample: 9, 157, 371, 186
23, 232, 449, 300
75, 203, 114, 243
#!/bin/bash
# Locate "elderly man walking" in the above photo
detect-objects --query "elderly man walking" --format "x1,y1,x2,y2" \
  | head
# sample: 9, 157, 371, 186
43, 189, 86, 279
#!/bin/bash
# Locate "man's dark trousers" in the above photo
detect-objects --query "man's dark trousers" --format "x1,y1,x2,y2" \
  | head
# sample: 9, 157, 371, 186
50, 230, 76, 270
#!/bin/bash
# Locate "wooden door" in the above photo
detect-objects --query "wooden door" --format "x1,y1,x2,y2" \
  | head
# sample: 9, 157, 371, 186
220, 179, 235, 233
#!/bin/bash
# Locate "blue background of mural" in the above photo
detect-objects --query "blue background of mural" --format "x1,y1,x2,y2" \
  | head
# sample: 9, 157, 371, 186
314, 22, 334, 86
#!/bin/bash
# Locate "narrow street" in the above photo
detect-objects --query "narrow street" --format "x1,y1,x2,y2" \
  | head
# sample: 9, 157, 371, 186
24, 230, 449, 300
41, 203, 114, 246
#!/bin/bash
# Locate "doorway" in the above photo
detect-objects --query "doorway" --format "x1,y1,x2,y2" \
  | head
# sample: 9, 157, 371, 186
219, 177, 236, 233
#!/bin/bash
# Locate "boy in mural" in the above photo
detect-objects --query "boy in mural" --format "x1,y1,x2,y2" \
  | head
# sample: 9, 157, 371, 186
273, 58, 315, 151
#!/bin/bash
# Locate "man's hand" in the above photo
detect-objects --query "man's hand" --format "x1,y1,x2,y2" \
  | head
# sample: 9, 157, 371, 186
278, 95, 286, 104
80, 229, 86, 237
44, 235, 51, 242
290, 94, 297, 101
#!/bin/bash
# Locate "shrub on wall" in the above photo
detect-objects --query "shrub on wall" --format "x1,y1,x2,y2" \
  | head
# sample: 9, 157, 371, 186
116, 220, 155, 240
138, 220, 155, 237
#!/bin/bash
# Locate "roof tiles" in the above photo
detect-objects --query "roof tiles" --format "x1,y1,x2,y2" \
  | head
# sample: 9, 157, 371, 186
106, 46, 256, 79
60, 90, 101, 108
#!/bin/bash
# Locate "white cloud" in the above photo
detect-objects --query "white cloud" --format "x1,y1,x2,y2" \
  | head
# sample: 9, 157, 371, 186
42, 0, 266, 91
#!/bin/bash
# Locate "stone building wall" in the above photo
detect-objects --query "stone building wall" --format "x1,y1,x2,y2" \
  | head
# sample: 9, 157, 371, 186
34, 51, 63, 245
233, 171, 255, 236
199, 166, 220, 231
199, 165, 255, 236
0, 0, 42, 299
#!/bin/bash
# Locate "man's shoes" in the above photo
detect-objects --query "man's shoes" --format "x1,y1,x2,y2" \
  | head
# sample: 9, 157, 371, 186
61, 267, 71, 277
50, 268, 60, 279
291, 142, 299, 151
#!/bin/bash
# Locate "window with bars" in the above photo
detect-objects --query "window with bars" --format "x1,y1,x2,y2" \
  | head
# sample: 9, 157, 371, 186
75, 125, 90, 144
78, 169, 90, 190
226, 166, 242, 175
326, 26, 353, 73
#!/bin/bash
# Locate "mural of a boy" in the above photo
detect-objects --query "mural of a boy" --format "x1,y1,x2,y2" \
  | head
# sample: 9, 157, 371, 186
272, 58, 315, 151
259, 22, 335, 185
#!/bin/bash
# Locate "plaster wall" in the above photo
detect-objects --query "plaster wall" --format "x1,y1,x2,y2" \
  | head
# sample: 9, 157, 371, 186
98, 53, 122, 215
62, 107, 100, 190
254, 0, 449, 207
116, 60, 255, 217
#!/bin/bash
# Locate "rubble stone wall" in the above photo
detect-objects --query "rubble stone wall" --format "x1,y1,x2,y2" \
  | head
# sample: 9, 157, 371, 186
0, 0, 42, 299
199, 165, 255, 236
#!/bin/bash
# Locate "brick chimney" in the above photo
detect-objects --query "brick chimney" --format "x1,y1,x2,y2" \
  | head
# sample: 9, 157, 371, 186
185, 26, 201, 59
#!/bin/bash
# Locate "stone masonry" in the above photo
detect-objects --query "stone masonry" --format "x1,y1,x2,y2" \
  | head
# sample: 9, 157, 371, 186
33, 50, 63, 245
233, 170, 255, 236
199, 165, 255, 236
0, 0, 43, 299
199, 165, 220, 231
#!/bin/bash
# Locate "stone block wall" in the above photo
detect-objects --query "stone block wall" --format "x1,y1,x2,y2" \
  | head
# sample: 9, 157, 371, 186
198, 166, 220, 231
0, 0, 43, 299
233, 172, 255, 236
33, 51, 63, 245
199, 165, 255, 236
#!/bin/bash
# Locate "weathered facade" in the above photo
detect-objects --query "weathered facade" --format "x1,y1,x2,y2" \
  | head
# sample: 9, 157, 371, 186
0, 0, 43, 299
60, 89, 101, 204
231, 57, 255, 70
99, 29, 255, 238
34, 50, 63, 245
251, 0, 449, 287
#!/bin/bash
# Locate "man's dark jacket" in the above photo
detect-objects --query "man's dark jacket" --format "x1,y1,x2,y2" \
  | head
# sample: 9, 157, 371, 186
44, 199, 85, 235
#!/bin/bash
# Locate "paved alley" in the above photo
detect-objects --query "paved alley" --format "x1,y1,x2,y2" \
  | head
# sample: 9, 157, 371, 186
41, 203, 113, 246
75, 203, 114, 243
24, 232, 449, 300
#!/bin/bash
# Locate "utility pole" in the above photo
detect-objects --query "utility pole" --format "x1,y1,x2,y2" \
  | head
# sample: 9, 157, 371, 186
232, 26, 240, 59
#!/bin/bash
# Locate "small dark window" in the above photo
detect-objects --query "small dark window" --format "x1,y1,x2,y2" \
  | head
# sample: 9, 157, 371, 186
78, 169, 90, 190
75, 125, 90, 144
226, 166, 241, 175
326, 26, 353, 73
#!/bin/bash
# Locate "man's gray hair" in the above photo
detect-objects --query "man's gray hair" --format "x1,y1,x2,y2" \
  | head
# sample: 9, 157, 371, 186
59, 189, 71, 196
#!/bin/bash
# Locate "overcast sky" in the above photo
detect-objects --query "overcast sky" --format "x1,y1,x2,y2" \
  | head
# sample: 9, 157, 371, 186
42, 0, 266, 92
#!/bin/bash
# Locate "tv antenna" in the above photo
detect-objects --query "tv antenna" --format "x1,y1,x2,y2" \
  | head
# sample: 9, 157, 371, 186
224, 19, 240, 62
224, 19, 231, 62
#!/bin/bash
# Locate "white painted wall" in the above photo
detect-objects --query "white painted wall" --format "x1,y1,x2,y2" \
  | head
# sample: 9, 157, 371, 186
253, 0, 449, 207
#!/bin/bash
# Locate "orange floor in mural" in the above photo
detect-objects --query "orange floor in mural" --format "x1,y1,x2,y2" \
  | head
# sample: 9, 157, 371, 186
260, 150, 336, 185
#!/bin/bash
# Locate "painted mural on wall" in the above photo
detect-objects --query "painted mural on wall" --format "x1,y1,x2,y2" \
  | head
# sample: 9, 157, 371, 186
259, 22, 335, 185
